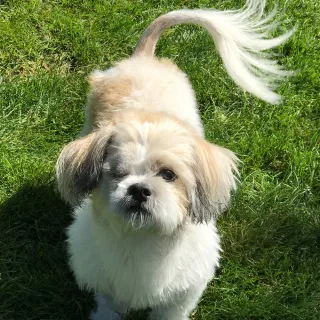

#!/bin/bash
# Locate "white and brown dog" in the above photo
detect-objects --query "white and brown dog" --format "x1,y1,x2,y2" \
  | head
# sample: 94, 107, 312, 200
56, 1, 293, 319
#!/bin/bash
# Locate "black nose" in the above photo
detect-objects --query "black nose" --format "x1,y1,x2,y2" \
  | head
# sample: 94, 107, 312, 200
128, 183, 152, 203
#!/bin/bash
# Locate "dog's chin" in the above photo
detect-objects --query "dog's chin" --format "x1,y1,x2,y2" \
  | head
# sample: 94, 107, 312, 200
110, 201, 153, 229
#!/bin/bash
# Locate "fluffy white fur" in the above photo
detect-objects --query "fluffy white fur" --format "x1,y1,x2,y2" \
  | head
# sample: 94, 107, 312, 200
68, 199, 220, 319
56, 1, 292, 319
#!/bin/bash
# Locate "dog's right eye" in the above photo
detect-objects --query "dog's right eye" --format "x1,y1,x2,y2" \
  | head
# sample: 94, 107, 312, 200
158, 169, 177, 182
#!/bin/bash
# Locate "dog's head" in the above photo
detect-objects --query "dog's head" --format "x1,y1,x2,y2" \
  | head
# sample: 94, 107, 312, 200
57, 110, 238, 234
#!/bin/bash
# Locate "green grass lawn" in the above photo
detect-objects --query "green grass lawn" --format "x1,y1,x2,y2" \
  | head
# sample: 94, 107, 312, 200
0, 0, 319, 319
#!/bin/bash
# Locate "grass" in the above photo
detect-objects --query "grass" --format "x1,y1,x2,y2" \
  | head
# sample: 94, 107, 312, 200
0, 0, 319, 319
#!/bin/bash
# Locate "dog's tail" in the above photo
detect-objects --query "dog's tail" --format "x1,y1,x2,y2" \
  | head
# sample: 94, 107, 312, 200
133, 0, 294, 104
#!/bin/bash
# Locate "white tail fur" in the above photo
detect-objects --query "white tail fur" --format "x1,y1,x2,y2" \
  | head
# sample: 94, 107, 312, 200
133, 0, 294, 104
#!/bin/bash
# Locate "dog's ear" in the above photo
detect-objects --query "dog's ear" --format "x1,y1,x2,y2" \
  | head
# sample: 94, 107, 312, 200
190, 139, 239, 222
56, 125, 113, 206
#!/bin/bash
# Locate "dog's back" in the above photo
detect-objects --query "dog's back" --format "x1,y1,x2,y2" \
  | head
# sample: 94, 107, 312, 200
82, 56, 203, 136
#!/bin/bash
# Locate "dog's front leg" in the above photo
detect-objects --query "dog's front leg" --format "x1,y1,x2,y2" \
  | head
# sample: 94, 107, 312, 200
90, 294, 127, 320
149, 283, 207, 320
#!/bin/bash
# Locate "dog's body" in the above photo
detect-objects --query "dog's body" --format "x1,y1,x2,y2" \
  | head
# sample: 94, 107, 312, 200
57, 1, 292, 319
69, 199, 219, 318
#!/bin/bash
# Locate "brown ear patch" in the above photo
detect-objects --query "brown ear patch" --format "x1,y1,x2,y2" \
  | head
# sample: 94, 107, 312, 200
56, 126, 113, 205
190, 138, 239, 222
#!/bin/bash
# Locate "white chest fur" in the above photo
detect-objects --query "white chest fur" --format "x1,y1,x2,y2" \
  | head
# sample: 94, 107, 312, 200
67, 200, 220, 310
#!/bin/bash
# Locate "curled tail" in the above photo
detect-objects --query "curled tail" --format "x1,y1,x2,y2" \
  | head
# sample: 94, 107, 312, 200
133, 0, 294, 104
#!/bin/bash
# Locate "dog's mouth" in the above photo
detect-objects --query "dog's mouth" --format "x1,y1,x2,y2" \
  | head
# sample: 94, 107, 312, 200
126, 204, 150, 216
117, 202, 153, 228
116, 198, 151, 217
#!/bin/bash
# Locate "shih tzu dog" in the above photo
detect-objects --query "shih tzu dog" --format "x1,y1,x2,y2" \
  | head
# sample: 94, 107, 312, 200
56, 1, 293, 319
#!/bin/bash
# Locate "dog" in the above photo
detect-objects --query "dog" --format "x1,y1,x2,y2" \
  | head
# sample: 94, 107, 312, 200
56, 1, 293, 319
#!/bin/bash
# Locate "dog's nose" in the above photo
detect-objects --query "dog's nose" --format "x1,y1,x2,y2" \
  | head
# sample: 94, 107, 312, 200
128, 183, 152, 203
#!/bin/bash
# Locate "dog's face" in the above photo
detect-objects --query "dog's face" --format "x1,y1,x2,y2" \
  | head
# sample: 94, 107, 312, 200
99, 116, 195, 233
57, 110, 238, 234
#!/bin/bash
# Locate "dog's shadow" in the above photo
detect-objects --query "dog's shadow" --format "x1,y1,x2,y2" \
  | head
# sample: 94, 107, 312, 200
0, 180, 148, 320
0, 181, 90, 319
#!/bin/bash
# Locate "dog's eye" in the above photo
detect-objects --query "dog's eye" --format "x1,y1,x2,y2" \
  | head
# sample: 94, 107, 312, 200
111, 171, 129, 179
159, 169, 177, 182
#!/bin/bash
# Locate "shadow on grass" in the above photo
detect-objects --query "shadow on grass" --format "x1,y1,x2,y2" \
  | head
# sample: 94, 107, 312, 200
0, 181, 93, 320
0, 180, 148, 320
202, 193, 320, 320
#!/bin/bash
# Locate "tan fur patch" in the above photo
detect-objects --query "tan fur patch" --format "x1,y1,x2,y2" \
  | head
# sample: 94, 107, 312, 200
174, 178, 189, 217
84, 74, 133, 133
81, 54, 203, 136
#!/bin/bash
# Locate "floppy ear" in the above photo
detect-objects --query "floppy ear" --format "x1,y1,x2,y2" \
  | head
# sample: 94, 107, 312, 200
56, 125, 113, 206
190, 139, 239, 222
